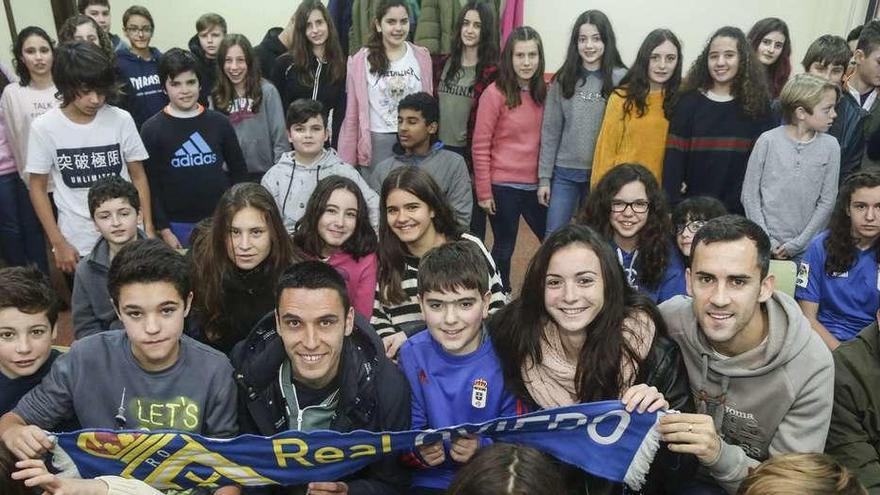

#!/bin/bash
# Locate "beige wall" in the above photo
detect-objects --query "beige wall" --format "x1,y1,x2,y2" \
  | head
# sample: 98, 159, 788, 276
0, 1, 872, 76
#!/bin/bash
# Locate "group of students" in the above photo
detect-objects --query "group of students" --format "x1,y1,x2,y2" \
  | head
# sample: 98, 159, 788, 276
1, 0, 880, 494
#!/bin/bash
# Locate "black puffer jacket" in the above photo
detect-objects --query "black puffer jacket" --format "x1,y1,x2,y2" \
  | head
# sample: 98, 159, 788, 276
193, 265, 277, 356
230, 312, 411, 495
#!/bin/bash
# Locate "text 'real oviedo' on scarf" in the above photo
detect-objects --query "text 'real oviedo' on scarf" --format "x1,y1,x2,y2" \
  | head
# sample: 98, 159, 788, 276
49, 401, 664, 491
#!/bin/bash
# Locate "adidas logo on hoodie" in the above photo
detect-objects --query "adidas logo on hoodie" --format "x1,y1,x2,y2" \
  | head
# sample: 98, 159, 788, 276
171, 132, 218, 167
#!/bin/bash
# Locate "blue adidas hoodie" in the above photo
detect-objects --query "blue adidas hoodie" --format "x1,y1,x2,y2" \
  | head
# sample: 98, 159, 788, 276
117, 46, 168, 129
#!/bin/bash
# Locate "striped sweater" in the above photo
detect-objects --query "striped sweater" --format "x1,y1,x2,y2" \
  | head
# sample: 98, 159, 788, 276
371, 233, 508, 338
662, 91, 773, 214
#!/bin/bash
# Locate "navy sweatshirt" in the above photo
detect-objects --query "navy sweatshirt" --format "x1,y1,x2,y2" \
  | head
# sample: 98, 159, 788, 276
663, 91, 773, 214
141, 109, 246, 229
116, 46, 168, 129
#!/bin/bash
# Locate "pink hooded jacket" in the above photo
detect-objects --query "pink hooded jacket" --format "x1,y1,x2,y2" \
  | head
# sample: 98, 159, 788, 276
338, 42, 433, 167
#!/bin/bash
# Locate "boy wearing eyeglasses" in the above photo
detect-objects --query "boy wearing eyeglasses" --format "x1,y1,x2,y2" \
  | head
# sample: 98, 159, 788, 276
116, 5, 167, 129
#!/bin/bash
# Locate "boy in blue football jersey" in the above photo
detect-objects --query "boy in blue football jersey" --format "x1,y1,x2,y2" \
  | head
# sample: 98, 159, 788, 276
398, 241, 520, 494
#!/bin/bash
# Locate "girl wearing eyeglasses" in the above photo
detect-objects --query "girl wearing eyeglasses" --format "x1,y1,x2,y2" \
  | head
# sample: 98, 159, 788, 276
670, 196, 727, 260
116, 5, 167, 129
576, 163, 685, 303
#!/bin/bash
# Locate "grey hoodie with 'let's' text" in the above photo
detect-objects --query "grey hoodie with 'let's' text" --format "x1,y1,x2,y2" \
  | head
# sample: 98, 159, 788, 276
659, 292, 834, 494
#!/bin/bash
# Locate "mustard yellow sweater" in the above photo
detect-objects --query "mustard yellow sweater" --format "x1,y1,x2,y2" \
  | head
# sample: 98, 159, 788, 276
591, 89, 669, 188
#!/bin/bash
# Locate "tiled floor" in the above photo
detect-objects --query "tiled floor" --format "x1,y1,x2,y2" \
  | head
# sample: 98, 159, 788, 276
54, 219, 543, 346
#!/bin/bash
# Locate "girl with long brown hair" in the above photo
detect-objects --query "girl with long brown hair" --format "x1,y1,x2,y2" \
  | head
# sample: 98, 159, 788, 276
372, 166, 505, 359
190, 182, 300, 354
213, 34, 288, 182
490, 223, 694, 493
271, 0, 346, 145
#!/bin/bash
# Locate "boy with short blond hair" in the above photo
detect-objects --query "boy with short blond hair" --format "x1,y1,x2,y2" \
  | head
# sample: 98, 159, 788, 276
398, 240, 520, 492
742, 73, 841, 259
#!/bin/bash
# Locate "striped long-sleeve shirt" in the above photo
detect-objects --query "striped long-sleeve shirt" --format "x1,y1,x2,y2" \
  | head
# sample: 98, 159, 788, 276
662, 90, 773, 214
371, 233, 508, 338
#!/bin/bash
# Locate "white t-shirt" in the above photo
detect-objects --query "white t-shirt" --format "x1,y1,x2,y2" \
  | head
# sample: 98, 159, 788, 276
26, 105, 149, 255
366, 43, 423, 133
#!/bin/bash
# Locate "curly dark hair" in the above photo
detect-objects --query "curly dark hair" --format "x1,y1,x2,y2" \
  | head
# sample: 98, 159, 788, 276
489, 223, 666, 402
679, 26, 770, 119
292, 175, 377, 260
553, 10, 625, 100
57, 14, 114, 63
824, 170, 880, 275
616, 28, 682, 119
747, 17, 792, 99
575, 163, 672, 289
87, 175, 140, 217
671, 196, 727, 231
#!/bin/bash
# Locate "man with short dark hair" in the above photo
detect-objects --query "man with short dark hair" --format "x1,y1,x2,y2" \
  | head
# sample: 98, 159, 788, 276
656, 215, 834, 494
231, 260, 411, 494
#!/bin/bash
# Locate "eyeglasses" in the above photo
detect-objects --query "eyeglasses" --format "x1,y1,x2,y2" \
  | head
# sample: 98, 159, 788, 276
125, 26, 153, 35
610, 200, 650, 214
677, 220, 706, 235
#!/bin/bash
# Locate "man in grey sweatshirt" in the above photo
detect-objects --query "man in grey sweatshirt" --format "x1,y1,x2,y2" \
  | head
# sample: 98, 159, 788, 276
656, 215, 834, 494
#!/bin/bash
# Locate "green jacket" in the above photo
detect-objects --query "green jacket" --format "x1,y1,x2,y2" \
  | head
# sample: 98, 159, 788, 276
826, 322, 880, 493
414, 0, 461, 55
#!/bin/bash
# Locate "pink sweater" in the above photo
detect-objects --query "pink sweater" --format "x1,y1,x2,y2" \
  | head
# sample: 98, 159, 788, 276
328, 250, 377, 318
338, 43, 433, 167
472, 83, 545, 201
